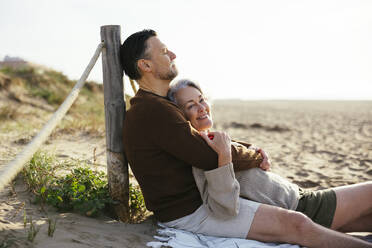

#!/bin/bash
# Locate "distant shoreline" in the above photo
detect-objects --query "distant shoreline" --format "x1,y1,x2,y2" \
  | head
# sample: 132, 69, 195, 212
214, 99, 372, 102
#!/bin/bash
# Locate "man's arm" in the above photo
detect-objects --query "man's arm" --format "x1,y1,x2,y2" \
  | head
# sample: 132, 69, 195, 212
231, 142, 264, 171
150, 101, 218, 170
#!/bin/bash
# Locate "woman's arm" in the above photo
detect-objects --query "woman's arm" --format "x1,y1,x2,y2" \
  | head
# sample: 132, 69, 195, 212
197, 131, 240, 218
192, 164, 241, 218
199, 131, 232, 167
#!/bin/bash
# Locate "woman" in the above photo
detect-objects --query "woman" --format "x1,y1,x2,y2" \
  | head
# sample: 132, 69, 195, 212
166, 78, 372, 233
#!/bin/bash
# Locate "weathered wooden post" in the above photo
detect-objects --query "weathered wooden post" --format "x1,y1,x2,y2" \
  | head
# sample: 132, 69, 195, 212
100, 25, 129, 222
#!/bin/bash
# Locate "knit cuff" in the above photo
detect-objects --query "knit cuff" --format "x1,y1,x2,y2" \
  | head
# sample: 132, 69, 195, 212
204, 163, 237, 192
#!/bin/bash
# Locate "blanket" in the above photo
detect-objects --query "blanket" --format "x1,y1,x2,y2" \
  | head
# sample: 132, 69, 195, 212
147, 224, 301, 248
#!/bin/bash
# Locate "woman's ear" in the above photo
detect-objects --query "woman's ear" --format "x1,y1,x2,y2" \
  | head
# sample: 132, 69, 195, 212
137, 59, 152, 73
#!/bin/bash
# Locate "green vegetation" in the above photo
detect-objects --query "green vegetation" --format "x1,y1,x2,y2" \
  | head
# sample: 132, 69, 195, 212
28, 86, 64, 105
0, 237, 16, 248
23, 210, 41, 243
1, 63, 145, 224
22, 151, 147, 222
0, 66, 71, 105
129, 183, 147, 223
0, 65, 107, 136
47, 218, 57, 237
0, 65, 104, 106
0, 106, 19, 120
0, 63, 135, 136
22, 151, 111, 217
46, 167, 112, 216
26, 216, 40, 242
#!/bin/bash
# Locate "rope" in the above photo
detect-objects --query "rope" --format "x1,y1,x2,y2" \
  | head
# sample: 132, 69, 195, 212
129, 78, 137, 94
0, 42, 104, 192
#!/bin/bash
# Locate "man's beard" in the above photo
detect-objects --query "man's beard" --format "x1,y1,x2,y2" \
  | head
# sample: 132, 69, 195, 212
155, 66, 178, 81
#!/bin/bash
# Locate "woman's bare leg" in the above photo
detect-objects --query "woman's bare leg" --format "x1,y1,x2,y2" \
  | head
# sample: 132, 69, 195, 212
246, 204, 372, 248
338, 212, 372, 232
331, 182, 372, 231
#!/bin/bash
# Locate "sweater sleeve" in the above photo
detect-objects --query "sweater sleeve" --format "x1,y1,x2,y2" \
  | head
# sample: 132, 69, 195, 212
192, 163, 240, 219
150, 100, 218, 170
204, 163, 240, 218
231, 142, 264, 172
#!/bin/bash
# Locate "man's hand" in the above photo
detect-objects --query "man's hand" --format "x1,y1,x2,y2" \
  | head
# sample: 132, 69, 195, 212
257, 148, 271, 171
200, 131, 232, 167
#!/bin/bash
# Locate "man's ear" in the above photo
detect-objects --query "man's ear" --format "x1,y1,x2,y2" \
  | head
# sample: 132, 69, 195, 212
137, 59, 152, 73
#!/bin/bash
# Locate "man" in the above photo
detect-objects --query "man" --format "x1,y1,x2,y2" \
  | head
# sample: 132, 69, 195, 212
120, 29, 372, 248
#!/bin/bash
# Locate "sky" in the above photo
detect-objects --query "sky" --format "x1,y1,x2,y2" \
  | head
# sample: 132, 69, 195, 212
1, 0, 371, 100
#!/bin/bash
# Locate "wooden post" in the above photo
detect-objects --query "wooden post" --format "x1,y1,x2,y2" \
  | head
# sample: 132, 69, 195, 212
100, 25, 129, 222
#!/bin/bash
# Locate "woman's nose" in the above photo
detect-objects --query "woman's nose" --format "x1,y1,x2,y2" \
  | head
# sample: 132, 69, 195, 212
197, 103, 206, 112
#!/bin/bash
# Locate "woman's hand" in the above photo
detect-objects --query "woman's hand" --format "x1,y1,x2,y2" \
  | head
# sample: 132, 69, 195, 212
257, 148, 271, 171
200, 131, 232, 167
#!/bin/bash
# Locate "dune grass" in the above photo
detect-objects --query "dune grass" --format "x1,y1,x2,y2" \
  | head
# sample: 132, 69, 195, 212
0, 64, 135, 137
0, 65, 106, 136
0, 106, 19, 120
1, 64, 145, 223
22, 151, 147, 222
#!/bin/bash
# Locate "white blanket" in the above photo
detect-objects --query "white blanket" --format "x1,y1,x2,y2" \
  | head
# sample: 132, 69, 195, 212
147, 224, 301, 248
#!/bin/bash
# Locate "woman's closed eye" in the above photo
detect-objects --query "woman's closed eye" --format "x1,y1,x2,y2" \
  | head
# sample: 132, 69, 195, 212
187, 98, 206, 110
187, 103, 196, 110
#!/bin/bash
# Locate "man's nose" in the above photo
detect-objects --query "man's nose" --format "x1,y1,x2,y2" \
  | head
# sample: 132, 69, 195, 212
169, 50, 176, 60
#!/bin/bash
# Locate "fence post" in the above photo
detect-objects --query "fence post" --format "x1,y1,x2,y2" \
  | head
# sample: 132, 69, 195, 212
100, 25, 129, 222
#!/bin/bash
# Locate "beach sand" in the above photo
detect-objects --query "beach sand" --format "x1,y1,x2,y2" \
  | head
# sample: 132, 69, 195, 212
213, 100, 372, 189
1, 100, 371, 247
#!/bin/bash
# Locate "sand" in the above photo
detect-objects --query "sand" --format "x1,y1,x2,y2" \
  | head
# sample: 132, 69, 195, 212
1, 100, 372, 247
213, 100, 372, 189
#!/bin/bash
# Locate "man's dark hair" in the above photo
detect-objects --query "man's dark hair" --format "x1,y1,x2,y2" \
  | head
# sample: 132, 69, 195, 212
120, 29, 157, 80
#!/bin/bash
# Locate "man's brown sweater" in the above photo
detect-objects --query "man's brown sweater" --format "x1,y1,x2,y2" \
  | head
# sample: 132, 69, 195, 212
123, 89, 262, 222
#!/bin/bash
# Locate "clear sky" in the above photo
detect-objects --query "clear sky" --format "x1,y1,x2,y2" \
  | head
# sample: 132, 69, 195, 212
1, 0, 371, 100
